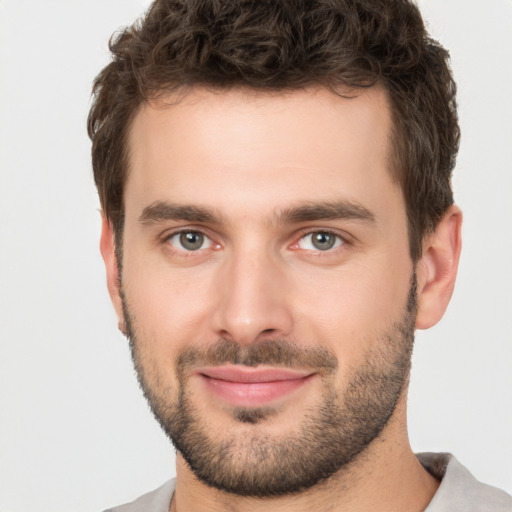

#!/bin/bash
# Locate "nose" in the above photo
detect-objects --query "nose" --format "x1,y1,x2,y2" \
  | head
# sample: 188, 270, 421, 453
210, 247, 294, 345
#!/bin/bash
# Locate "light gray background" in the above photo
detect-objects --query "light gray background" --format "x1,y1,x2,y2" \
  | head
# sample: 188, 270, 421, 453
0, 1, 510, 510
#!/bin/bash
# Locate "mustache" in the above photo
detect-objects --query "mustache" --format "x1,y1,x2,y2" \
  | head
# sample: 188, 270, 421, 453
176, 338, 338, 374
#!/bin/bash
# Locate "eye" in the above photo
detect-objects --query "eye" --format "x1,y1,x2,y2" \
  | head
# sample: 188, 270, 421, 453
297, 231, 344, 251
167, 230, 213, 251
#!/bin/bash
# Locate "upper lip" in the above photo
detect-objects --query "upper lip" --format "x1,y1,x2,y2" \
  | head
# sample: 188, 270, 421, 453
198, 366, 314, 383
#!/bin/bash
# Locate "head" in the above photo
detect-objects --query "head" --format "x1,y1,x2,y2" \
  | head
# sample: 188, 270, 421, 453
90, 0, 462, 498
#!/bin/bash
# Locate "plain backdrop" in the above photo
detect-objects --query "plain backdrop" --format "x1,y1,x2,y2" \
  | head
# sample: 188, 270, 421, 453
0, 1, 511, 510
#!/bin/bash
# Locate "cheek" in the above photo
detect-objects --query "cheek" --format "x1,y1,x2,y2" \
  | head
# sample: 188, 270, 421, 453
121, 248, 217, 358
291, 258, 413, 356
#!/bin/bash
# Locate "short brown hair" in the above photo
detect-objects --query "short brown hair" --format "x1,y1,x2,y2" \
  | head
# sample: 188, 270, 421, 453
88, 0, 459, 261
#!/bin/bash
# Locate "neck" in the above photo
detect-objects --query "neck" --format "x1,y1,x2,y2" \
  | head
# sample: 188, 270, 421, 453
170, 401, 439, 512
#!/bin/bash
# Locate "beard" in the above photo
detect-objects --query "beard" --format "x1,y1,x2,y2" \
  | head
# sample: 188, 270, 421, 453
122, 275, 417, 497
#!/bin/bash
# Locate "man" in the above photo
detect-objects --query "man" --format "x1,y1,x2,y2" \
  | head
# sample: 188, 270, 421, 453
88, 0, 512, 511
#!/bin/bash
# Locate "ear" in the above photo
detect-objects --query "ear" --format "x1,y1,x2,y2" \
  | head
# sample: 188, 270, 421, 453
99, 215, 125, 332
415, 205, 463, 330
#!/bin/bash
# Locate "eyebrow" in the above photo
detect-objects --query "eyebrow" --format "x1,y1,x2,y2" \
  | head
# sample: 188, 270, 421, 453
277, 201, 375, 224
139, 202, 222, 225
138, 200, 375, 226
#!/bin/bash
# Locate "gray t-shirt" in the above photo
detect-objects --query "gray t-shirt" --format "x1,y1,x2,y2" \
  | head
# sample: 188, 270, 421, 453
104, 453, 512, 511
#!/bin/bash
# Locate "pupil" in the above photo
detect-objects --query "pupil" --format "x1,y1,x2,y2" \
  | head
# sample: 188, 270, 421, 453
180, 232, 203, 250
313, 232, 334, 250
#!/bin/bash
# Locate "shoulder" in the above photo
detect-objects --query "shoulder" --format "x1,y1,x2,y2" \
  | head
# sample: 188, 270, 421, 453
418, 453, 512, 512
102, 479, 175, 512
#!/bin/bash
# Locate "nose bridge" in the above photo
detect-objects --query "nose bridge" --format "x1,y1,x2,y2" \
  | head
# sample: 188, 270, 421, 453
211, 240, 293, 345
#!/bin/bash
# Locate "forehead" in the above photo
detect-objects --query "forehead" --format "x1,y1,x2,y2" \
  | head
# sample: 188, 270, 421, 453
125, 86, 400, 222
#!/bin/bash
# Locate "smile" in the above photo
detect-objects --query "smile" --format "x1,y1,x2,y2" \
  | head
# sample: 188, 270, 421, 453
197, 366, 315, 407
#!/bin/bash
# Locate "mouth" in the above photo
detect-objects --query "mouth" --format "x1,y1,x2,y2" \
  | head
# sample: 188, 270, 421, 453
196, 366, 316, 407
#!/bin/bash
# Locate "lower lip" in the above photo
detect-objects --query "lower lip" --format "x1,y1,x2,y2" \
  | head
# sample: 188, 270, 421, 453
200, 374, 313, 407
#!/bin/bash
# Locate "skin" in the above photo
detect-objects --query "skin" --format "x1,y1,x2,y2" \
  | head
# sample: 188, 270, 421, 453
101, 86, 462, 511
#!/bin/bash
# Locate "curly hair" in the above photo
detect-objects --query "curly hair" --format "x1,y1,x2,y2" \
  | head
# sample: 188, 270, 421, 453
88, 0, 459, 261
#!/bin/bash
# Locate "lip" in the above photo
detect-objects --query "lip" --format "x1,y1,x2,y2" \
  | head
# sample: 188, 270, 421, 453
196, 366, 315, 407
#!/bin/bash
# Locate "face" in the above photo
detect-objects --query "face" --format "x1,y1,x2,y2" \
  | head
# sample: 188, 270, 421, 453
116, 86, 417, 495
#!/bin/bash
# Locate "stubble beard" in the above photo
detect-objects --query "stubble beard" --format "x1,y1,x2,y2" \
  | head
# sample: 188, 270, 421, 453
122, 276, 417, 497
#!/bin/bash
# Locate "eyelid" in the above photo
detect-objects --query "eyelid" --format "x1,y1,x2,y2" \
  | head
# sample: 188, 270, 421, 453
290, 228, 350, 252
161, 227, 219, 252
159, 226, 352, 254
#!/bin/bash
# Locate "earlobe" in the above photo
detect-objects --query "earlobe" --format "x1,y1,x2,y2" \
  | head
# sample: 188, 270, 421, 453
415, 205, 463, 330
99, 215, 125, 332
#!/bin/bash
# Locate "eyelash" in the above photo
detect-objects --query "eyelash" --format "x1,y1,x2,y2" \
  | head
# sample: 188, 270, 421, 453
293, 229, 346, 252
163, 229, 216, 254
161, 228, 349, 255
